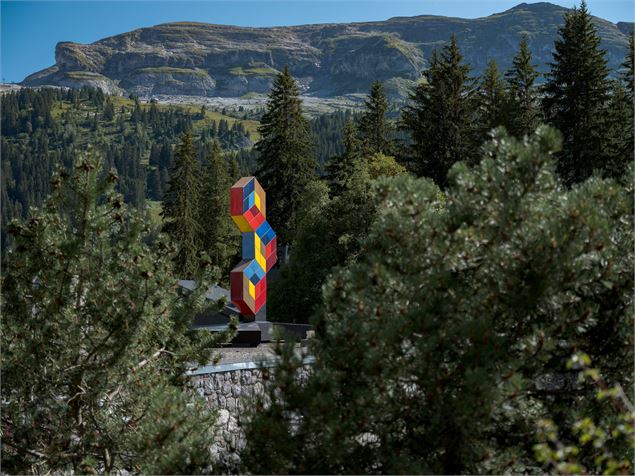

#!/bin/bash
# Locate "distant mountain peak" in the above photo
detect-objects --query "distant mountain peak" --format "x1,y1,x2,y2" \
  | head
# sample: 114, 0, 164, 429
21, 2, 630, 99
506, 2, 567, 11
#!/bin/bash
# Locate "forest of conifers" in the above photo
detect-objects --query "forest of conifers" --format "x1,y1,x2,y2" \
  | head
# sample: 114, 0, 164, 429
2, 2, 634, 474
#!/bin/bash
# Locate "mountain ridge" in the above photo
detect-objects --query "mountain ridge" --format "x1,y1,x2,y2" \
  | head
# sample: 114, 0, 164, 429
21, 2, 631, 99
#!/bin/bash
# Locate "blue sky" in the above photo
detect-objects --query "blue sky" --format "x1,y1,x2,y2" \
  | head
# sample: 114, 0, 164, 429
2, 0, 633, 83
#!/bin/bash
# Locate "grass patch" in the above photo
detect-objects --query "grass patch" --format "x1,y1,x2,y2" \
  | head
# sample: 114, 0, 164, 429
229, 66, 279, 77
50, 101, 73, 118
64, 71, 109, 80
146, 200, 163, 227
135, 67, 210, 77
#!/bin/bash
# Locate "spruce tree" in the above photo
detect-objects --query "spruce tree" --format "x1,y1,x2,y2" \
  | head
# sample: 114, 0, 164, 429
147, 167, 162, 200
621, 34, 634, 98
357, 81, 394, 156
325, 119, 361, 196
255, 66, 317, 244
161, 130, 204, 277
604, 39, 635, 180
160, 141, 173, 169
477, 59, 508, 138
505, 35, 541, 137
1, 157, 233, 474
542, 0, 610, 184
102, 98, 115, 122
227, 155, 242, 181
400, 36, 477, 186
200, 140, 238, 276
608, 82, 633, 159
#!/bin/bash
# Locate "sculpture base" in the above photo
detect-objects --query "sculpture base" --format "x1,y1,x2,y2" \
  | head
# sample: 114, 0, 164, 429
180, 282, 282, 346
233, 321, 262, 347
256, 320, 273, 341
192, 308, 312, 346
192, 306, 269, 345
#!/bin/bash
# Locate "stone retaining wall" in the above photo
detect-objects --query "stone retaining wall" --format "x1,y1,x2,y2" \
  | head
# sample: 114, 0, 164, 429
189, 359, 313, 469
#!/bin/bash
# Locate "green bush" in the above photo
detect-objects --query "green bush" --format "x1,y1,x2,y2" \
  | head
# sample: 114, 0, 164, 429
1, 157, 234, 473
242, 127, 633, 474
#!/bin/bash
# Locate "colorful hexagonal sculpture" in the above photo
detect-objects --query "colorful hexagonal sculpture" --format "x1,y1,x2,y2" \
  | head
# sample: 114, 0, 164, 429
230, 177, 277, 317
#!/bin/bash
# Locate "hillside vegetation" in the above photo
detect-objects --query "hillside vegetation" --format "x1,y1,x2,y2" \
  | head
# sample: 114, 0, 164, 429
1, 88, 256, 244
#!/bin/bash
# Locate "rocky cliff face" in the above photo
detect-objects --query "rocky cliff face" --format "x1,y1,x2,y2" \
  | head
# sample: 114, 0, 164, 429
21, 2, 631, 99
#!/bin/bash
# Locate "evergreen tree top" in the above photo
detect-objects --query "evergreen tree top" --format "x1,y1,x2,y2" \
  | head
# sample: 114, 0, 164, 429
254, 66, 316, 244
621, 34, 634, 97
506, 34, 539, 87
442, 35, 471, 76
257, 66, 309, 151
342, 119, 360, 156
161, 130, 205, 277
545, 0, 609, 89
358, 81, 394, 156
364, 81, 389, 114
482, 59, 503, 83
421, 34, 474, 93
542, 0, 611, 184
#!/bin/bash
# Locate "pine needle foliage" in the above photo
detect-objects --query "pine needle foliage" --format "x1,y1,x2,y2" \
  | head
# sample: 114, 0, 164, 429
542, 0, 611, 184
603, 36, 635, 181
505, 34, 541, 138
161, 130, 205, 277
400, 35, 478, 185
200, 140, 239, 278
1, 157, 235, 474
621, 34, 634, 98
477, 59, 508, 137
357, 81, 394, 156
242, 127, 633, 474
325, 119, 361, 196
255, 66, 317, 245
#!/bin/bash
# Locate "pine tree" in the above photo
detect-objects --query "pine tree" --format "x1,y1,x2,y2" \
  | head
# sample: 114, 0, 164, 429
131, 97, 143, 123
146, 167, 160, 200
148, 99, 160, 126
325, 119, 361, 196
621, 34, 634, 98
358, 81, 394, 155
200, 140, 238, 276
159, 140, 173, 169
102, 98, 115, 122
161, 131, 205, 277
268, 162, 377, 324
477, 59, 508, 137
400, 35, 477, 186
1, 157, 234, 474
269, 126, 406, 325
505, 35, 541, 137
148, 143, 161, 167
542, 0, 610, 184
604, 81, 633, 175
604, 40, 635, 180
227, 156, 241, 181
160, 167, 170, 195
255, 66, 317, 244
242, 127, 633, 474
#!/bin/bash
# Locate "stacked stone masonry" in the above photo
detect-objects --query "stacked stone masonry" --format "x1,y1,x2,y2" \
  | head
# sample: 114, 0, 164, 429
190, 365, 312, 469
